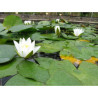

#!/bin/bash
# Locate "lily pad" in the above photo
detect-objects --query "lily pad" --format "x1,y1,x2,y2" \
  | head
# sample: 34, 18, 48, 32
73, 62, 98, 85
37, 40, 66, 53
38, 21, 50, 26
31, 32, 46, 41
0, 30, 8, 36
36, 57, 98, 85
5, 74, 44, 86
42, 33, 65, 41
73, 47, 93, 60
17, 60, 50, 83
60, 41, 96, 60
46, 69, 82, 86
62, 33, 78, 40
0, 58, 23, 78
9, 24, 35, 32
0, 45, 16, 63
35, 57, 57, 69
3, 15, 23, 29
0, 23, 6, 32
36, 57, 82, 85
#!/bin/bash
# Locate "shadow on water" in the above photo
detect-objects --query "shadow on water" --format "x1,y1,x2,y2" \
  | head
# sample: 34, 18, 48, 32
0, 75, 14, 86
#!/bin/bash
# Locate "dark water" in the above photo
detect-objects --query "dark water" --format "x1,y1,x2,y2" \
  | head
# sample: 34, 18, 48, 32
0, 76, 13, 86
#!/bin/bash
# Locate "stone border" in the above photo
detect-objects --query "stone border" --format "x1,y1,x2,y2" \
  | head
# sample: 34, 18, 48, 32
0, 14, 98, 24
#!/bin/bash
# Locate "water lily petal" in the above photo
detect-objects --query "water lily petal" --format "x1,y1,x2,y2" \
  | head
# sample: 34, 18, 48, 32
19, 38, 23, 44
33, 46, 41, 54
31, 40, 35, 48
73, 28, 84, 36
27, 37, 31, 44
13, 41, 20, 51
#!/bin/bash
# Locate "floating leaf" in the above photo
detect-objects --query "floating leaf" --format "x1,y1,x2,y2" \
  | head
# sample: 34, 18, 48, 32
9, 24, 35, 32
0, 58, 23, 78
0, 23, 5, 32
0, 45, 16, 63
46, 69, 82, 86
36, 57, 82, 85
37, 40, 66, 53
0, 30, 8, 36
31, 32, 46, 41
62, 33, 78, 40
17, 60, 50, 83
38, 21, 50, 26
5, 74, 43, 86
73, 62, 98, 85
60, 41, 96, 60
3, 15, 23, 29
35, 57, 57, 69
42, 33, 65, 41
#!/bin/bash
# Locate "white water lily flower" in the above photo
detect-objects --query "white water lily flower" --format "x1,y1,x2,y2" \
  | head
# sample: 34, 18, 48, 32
24, 21, 31, 25
54, 26, 61, 36
56, 19, 60, 22
73, 28, 84, 36
13, 38, 41, 58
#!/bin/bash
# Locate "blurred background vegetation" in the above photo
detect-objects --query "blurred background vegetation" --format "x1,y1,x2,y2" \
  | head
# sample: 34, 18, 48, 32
0, 12, 98, 18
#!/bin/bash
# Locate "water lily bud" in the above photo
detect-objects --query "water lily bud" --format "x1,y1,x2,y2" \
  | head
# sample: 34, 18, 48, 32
56, 19, 60, 23
54, 26, 61, 37
13, 38, 41, 58
46, 12, 49, 15
24, 21, 31, 25
59, 14, 62, 16
73, 28, 84, 36
15, 12, 18, 14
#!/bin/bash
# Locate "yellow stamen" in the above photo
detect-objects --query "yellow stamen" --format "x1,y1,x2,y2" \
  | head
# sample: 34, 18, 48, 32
22, 44, 29, 48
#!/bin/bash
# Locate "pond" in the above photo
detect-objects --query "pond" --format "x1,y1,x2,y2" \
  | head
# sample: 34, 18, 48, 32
0, 15, 98, 86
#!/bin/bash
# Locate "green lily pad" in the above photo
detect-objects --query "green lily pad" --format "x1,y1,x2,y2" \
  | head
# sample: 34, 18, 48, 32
42, 33, 65, 41
36, 57, 98, 85
3, 15, 23, 29
73, 47, 93, 60
36, 57, 82, 85
0, 30, 8, 36
0, 58, 23, 78
31, 32, 46, 41
60, 40, 96, 60
37, 40, 66, 53
38, 21, 50, 26
9, 24, 35, 32
93, 45, 98, 58
62, 33, 78, 40
0, 45, 16, 63
17, 60, 50, 83
73, 62, 98, 85
35, 57, 57, 69
46, 69, 82, 86
0, 23, 6, 32
5, 74, 44, 86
